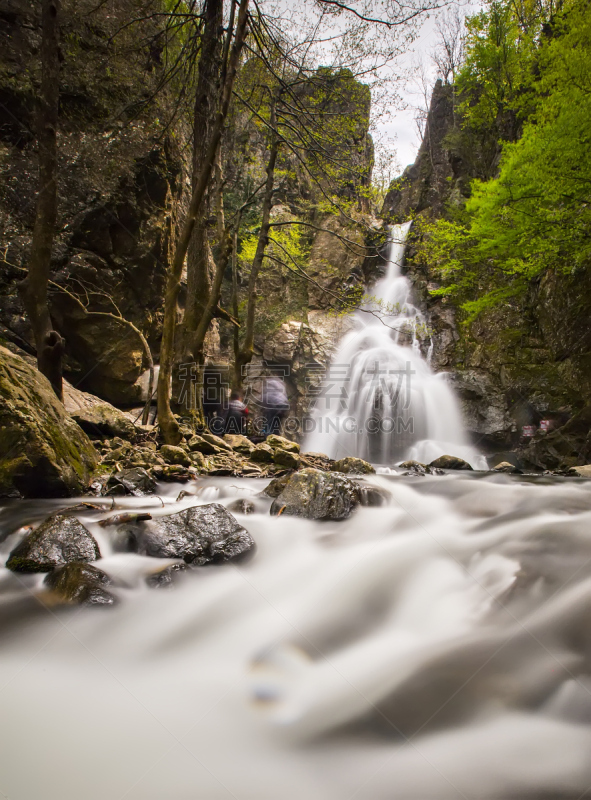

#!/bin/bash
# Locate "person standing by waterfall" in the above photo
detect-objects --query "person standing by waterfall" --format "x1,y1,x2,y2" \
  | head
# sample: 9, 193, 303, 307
262, 376, 290, 436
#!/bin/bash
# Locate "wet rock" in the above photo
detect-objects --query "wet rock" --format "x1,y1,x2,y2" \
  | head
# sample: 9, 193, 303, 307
568, 465, 591, 478
224, 434, 255, 455
250, 443, 275, 463
146, 562, 191, 588
0, 346, 98, 498
159, 445, 191, 467
273, 449, 300, 469
266, 434, 300, 454
270, 468, 360, 520
263, 471, 294, 498
6, 514, 101, 572
493, 461, 521, 474
331, 457, 375, 475
104, 467, 156, 496
44, 562, 115, 605
399, 460, 427, 470
71, 403, 136, 441
131, 503, 255, 565
429, 455, 474, 471
227, 498, 256, 515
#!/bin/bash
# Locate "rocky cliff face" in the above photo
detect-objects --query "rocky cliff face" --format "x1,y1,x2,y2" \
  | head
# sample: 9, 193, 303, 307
382, 80, 591, 466
0, 0, 186, 403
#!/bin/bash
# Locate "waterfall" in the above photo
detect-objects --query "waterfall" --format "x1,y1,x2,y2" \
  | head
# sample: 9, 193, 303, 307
305, 222, 485, 468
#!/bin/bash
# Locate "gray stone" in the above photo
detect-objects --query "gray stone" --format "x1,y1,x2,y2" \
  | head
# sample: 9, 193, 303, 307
6, 514, 101, 572
104, 467, 156, 496
270, 468, 360, 520
133, 503, 255, 565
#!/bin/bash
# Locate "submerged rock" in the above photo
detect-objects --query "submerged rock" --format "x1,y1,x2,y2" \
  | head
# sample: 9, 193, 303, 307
227, 498, 256, 515
71, 403, 136, 441
6, 514, 101, 572
0, 346, 98, 497
270, 468, 360, 520
146, 562, 191, 589
44, 562, 115, 605
331, 457, 375, 475
132, 503, 255, 565
429, 455, 474, 471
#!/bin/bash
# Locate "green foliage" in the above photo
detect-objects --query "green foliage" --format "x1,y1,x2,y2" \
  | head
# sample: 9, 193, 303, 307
415, 0, 591, 322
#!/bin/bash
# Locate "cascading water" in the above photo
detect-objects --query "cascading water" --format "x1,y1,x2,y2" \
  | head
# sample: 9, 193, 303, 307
306, 222, 485, 468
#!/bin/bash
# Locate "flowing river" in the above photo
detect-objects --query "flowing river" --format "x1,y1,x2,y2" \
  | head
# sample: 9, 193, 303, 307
1, 471, 591, 799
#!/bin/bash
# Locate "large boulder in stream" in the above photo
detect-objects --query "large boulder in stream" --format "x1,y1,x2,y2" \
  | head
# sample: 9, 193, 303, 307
429, 455, 473, 471
0, 347, 98, 497
270, 468, 361, 520
6, 514, 101, 573
125, 503, 255, 565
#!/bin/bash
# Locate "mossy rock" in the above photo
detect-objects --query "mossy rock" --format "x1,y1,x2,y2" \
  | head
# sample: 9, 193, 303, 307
266, 434, 300, 453
159, 444, 191, 467
270, 468, 360, 520
224, 434, 255, 454
331, 457, 375, 475
0, 347, 98, 497
71, 403, 136, 441
273, 449, 300, 469
250, 443, 275, 463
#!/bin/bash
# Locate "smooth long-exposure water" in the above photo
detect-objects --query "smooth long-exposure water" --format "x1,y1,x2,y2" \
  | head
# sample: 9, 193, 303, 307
1, 471, 591, 799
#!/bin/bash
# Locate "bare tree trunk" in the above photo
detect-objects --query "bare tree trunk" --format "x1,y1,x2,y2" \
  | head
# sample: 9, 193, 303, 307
157, 0, 249, 444
183, 0, 224, 337
19, 0, 63, 400
231, 227, 240, 391
235, 121, 279, 388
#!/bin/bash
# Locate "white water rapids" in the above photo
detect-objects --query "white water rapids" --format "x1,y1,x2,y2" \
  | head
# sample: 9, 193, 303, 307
306, 222, 485, 468
2, 472, 591, 799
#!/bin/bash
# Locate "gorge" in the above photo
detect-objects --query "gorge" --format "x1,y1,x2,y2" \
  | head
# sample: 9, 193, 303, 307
1, 0, 591, 797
